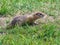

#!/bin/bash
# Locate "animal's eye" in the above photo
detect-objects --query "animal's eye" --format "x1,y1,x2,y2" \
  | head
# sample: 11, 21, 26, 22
35, 13, 44, 17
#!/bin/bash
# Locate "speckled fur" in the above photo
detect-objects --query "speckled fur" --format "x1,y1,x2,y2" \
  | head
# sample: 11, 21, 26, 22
7, 12, 45, 29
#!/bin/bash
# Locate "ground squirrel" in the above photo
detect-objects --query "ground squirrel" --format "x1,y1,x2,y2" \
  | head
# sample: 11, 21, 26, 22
7, 12, 45, 29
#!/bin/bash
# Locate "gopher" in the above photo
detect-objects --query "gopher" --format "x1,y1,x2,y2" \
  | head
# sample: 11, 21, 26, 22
7, 12, 45, 29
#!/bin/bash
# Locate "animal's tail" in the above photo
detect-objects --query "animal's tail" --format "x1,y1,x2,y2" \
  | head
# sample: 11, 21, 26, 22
6, 19, 17, 29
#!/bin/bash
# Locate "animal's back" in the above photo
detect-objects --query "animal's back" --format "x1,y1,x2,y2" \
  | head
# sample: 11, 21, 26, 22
7, 15, 28, 29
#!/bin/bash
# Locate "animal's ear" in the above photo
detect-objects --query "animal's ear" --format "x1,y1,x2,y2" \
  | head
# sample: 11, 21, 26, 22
35, 12, 44, 17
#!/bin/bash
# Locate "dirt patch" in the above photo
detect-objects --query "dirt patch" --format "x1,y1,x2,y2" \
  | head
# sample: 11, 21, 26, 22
0, 17, 6, 28
0, 17, 12, 29
34, 15, 55, 24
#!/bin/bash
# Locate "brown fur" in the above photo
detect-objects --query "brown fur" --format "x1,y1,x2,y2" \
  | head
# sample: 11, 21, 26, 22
7, 12, 45, 29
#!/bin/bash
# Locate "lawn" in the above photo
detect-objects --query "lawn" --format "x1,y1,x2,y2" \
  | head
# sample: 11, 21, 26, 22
0, 0, 60, 45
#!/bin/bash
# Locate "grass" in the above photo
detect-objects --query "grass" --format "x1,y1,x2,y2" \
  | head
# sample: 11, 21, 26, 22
0, 0, 60, 16
0, 23, 60, 45
0, 0, 60, 45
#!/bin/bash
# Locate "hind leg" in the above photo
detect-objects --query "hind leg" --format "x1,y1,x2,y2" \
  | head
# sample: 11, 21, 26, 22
16, 21, 22, 26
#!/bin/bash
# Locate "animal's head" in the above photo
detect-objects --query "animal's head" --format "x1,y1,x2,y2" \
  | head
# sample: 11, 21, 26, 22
33, 12, 45, 19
